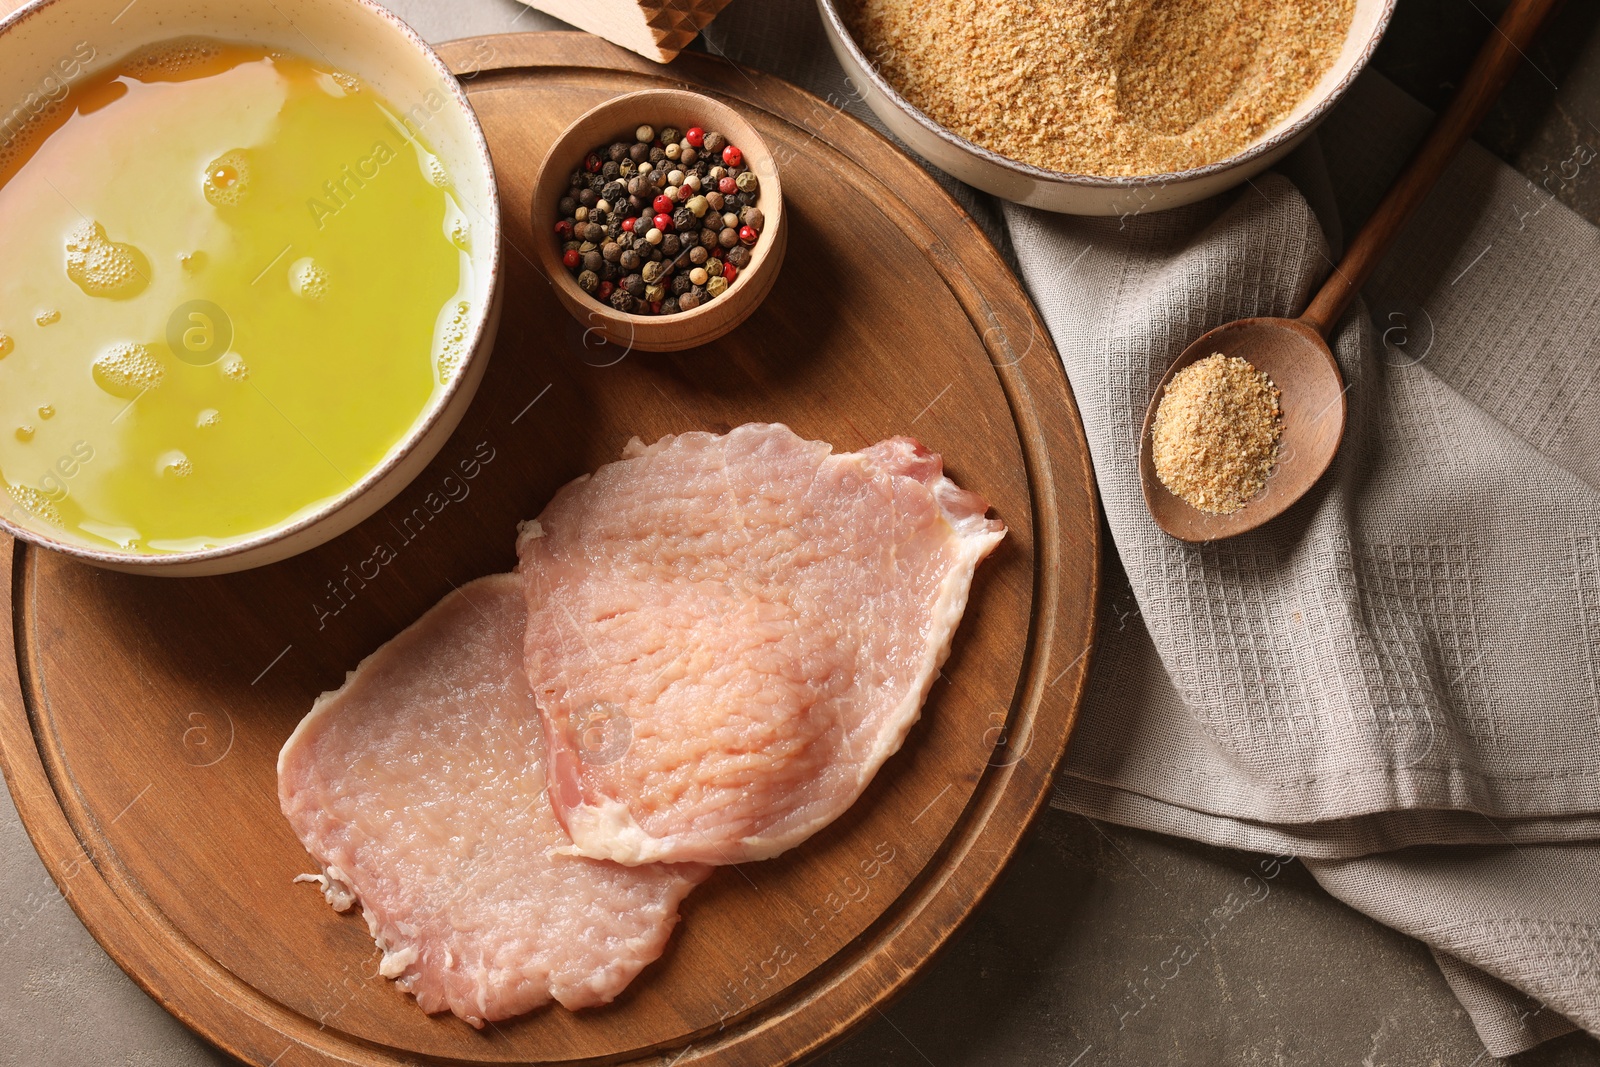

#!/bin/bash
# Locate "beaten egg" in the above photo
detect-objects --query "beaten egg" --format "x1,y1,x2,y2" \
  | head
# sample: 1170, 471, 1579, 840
0, 38, 473, 553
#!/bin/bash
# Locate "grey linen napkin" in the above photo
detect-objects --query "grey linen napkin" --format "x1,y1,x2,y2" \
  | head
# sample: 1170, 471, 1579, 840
707, 4, 1600, 1056
1016, 72, 1600, 1054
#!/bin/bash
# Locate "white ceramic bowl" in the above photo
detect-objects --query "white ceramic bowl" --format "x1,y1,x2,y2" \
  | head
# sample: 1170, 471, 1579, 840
0, 0, 501, 576
817, 0, 1396, 215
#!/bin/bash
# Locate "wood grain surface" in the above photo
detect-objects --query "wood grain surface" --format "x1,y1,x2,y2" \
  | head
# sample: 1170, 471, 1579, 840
0, 32, 1099, 1067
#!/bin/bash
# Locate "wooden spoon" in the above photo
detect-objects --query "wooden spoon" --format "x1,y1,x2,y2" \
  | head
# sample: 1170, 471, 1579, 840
1139, 0, 1561, 542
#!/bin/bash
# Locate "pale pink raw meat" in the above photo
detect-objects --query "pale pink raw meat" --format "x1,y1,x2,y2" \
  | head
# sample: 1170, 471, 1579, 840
516, 422, 1006, 866
278, 574, 709, 1027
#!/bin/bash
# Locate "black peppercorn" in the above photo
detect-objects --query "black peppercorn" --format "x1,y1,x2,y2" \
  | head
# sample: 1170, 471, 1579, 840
602, 241, 622, 263
672, 272, 693, 296
625, 274, 646, 299
661, 233, 682, 257
601, 160, 620, 181
619, 249, 641, 271
688, 245, 709, 266
582, 223, 603, 244
581, 249, 603, 273
608, 141, 628, 162
578, 188, 598, 208
648, 146, 666, 164
726, 245, 752, 269
704, 131, 727, 155
662, 295, 680, 315
629, 143, 648, 163
602, 261, 621, 281
610, 287, 636, 312
672, 206, 695, 232
718, 227, 738, 249
558, 195, 577, 216
602, 180, 627, 204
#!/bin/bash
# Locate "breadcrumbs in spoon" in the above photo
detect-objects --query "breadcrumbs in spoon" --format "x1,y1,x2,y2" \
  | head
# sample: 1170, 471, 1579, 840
1152, 353, 1283, 515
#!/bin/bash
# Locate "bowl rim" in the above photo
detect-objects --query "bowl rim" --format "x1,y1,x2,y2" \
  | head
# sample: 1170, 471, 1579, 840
532, 87, 784, 328
815, 0, 1398, 191
0, 0, 502, 570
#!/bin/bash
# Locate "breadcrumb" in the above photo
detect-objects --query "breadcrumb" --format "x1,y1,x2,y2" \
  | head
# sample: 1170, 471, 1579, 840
1152, 353, 1283, 514
844, 0, 1355, 177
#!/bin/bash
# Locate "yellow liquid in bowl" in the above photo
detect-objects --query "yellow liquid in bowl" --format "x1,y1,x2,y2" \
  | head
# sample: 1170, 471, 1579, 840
0, 40, 473, 554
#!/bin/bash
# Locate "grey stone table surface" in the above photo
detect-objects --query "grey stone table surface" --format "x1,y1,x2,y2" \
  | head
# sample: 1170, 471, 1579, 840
3, 1, 1599, 1065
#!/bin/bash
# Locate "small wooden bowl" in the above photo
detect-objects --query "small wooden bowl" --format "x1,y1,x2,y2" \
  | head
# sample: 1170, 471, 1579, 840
532, 89, 787, 353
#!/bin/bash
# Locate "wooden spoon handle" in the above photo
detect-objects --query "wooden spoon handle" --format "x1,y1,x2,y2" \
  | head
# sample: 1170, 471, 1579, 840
1299, 0, 1562, 337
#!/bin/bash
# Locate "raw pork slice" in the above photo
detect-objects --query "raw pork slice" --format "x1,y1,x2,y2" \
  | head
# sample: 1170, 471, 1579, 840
278, 574, 709, 1027
517, 422, 1006, 866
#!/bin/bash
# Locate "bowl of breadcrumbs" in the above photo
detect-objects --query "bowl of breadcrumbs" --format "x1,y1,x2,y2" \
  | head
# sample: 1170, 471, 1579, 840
818, 0, 1395, 215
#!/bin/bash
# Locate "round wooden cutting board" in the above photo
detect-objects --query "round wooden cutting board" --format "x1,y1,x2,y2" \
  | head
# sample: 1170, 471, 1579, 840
0, 33, 1098, 1067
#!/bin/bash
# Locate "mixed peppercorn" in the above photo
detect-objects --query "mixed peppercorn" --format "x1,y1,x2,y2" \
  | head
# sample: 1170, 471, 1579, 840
553, 123, 766, 316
